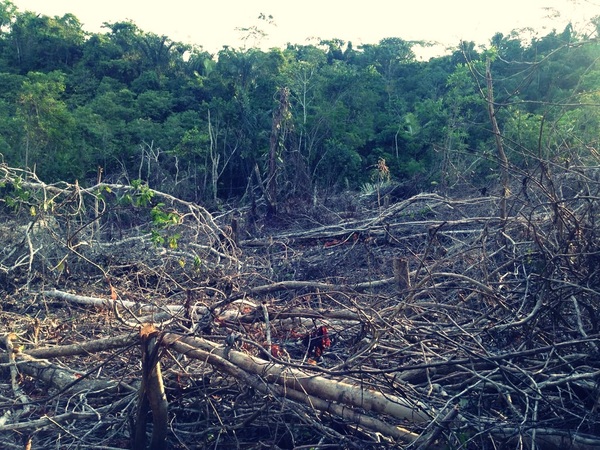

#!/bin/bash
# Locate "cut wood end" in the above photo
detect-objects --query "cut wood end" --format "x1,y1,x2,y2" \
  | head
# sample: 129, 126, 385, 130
1, 332, 19, 346
140, 323, 159, 339
7, 332, 18, 342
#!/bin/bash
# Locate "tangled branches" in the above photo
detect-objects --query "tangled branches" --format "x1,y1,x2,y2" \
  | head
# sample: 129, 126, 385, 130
0, 161, 599, 449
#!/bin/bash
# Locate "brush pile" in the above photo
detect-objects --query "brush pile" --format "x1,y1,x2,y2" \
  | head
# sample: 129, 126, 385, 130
0, 162, 599, 449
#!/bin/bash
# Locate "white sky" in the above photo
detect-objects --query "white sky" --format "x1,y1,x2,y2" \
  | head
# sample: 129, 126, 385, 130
9, 0, 600, 58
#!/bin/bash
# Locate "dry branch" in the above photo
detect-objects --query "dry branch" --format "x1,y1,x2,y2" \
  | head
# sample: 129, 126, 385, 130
0, 334, 31, 427
2, 162, 600, 448
0, 412, 100, 433
26, 333, 139, 358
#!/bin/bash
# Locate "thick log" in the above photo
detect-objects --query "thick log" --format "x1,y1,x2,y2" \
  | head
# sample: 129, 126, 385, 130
1, 352, 132, 395
163, 333, 431, 423
163, 335, 428, 446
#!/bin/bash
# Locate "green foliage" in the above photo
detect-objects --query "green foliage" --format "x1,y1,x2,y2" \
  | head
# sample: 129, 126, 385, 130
150, 202, 179, 227
0, 2, 597, 205
113, 180, 181, 248
12, 71, 80, 180
3, 175, 30, 211
150, 203, 181, 248
130, 179, 154, 207
4, 10, 84, 73
314, 138, 362, 189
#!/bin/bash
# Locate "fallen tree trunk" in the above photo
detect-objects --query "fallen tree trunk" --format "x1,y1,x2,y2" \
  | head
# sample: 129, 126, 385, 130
163, 334, 429, 447
0, 412, 100, 433
495, 426, 600, 450
162, 333, 431, 424
239, 277, 398, 296
42, 288, 197, 315
1, 352, 133, 395
42, 288, 254, 324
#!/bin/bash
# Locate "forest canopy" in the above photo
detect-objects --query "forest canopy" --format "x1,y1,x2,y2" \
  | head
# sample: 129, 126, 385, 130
0, 1, 598, 207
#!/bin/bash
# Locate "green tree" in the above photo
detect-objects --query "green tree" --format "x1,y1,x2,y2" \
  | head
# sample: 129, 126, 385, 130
136, 90, 174, 121
5, 11, 84, 73
15, 71, 78, 180
423, 48, 489, 192
96, 21, 145, 84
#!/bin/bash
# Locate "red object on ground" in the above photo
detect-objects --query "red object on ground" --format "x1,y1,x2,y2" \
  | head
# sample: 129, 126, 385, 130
303, 326, 331, 357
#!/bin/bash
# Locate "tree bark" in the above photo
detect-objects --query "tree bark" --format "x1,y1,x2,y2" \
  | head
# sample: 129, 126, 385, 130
485, 58, 509, 222
163, 334, 431, 446
134, 325, 168, 450
162, 333, 431, 423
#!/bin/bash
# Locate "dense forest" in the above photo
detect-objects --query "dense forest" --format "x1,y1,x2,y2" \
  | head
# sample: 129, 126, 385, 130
0, 1, 598, 209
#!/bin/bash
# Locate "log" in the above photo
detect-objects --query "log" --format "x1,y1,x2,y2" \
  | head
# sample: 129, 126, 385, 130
163, 334, 430, 446
163, 333, 431, 423
495, 426, 600, 450
1, 353, 133, 395
0, 412, 99, 433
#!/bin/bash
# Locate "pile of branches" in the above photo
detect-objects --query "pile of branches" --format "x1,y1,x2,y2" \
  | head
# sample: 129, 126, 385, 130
0, 161, 599, 449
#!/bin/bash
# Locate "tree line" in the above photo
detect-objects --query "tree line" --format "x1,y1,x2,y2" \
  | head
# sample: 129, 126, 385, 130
0, 0, 598, 209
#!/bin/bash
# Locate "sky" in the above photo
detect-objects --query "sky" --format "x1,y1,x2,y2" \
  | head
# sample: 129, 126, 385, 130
9, 0, 600, 59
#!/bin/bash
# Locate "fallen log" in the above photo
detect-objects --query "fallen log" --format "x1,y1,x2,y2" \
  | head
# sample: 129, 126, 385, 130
163, 333, 430, 447
494, 426, 600, 450
41, 288, 252, 324
0, 411, 100, 433
1, 352, 133, 395
162, 333, 431, 424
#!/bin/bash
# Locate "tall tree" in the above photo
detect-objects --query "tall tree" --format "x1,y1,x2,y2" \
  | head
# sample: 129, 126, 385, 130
15, 71, 78, 179
6, 11, 84, 73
